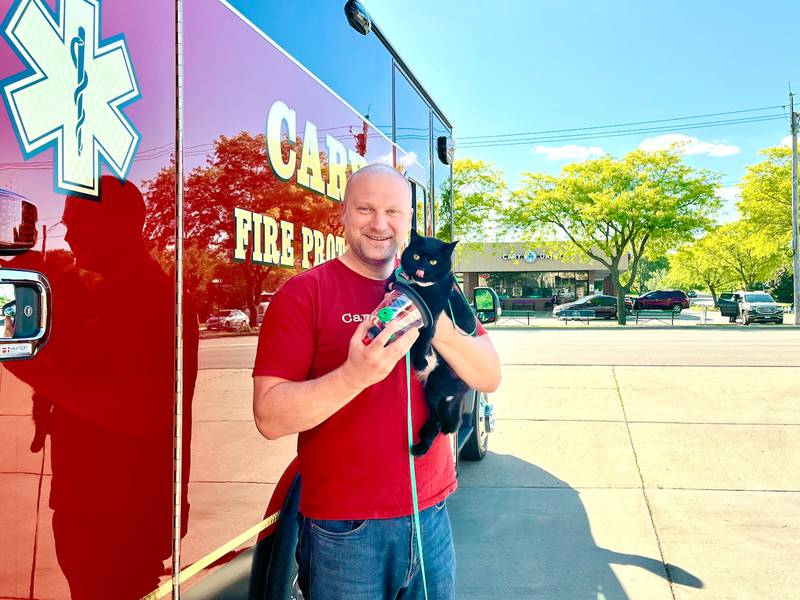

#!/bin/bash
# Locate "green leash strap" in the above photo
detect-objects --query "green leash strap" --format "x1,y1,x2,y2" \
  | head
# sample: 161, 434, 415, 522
406, 352, 429, 600
402, 269, 476, 600
448, 278, 478, 337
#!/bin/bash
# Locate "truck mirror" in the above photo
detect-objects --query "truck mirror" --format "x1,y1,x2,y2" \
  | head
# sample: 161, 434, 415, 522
0, 191, 38, 255
473, 287, 499, 324
0, 270, 51, 360
437, 135, 455, 165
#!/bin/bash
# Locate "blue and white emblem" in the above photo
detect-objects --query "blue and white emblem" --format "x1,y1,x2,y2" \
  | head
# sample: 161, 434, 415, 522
525, 251, 537, 263
2, 0, 140, 197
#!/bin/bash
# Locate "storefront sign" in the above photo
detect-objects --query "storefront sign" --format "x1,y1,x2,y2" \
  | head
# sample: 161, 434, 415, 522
501, 251, 563, 263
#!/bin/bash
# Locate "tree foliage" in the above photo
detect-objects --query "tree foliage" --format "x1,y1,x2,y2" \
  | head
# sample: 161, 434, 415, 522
738, 146, 793, 247
505, 149, 720, 323
438, 158, 506, 242
630, 252, 670, 294
667, 232, 735, 306
712, 221, 785, 292
142, 132, 337, 324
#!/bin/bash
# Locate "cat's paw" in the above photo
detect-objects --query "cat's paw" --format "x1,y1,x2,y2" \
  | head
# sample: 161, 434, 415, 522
411, 355, 428, 371
411, 442, 430, 456
413, 352, 438, 381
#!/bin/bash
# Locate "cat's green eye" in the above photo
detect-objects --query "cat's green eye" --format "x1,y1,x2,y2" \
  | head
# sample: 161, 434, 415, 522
429, 259, 438, 265
413, 254, 420, 260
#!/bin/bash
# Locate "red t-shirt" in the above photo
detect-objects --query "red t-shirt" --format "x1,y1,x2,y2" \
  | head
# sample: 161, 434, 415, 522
253, 258, 486, 520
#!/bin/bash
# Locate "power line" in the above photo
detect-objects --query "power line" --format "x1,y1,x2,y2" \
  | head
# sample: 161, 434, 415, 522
459, 105, 786, 140
458, 114, 785, 149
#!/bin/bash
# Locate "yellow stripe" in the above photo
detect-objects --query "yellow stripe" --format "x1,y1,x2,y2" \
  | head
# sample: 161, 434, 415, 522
141, 510, 281, 600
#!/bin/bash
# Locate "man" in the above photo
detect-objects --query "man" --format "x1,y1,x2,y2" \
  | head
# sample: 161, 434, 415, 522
252, 163, 501, 599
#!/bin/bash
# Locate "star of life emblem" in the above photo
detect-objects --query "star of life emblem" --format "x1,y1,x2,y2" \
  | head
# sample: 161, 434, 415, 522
2, 0, 140, 197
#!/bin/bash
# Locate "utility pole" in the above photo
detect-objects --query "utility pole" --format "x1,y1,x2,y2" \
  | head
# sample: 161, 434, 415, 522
791, 93, 799, 325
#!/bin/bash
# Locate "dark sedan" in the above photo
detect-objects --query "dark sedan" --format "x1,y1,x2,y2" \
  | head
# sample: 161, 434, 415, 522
553, 294, 632, 319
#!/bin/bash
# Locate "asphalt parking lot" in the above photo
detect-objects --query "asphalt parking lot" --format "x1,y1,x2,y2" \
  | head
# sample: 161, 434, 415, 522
195, 326, 799, 598
448, 327, 800, 599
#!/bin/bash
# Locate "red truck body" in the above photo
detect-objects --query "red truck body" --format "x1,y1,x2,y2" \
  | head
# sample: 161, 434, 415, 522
0, 1, 456, 597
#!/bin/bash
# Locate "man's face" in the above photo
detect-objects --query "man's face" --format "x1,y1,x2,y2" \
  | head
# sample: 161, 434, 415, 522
340, 170, 412, 267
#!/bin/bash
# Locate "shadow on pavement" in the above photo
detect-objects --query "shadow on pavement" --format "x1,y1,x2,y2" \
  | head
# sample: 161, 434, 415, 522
448, 452, 702, 599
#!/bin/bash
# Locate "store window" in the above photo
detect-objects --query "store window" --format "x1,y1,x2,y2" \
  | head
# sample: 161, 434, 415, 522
486, 271, 591, 310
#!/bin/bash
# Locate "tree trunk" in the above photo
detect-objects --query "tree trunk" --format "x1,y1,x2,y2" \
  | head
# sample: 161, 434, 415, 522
242, 265, 262, 328
611, 265, 626, 325
710, 286, 718, 308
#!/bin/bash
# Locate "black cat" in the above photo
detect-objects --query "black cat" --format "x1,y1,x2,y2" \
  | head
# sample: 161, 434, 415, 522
387, 230, 477, 456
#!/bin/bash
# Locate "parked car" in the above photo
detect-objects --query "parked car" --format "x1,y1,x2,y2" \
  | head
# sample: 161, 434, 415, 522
256, 292, 275, 324
687, 290, 697, 298
632, 290, 690, 312
718, 291, 784, 325
553, 294, 632, 319
206, 309, 249, 331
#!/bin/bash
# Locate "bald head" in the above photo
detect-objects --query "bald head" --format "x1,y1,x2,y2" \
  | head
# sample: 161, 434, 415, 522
343, 163, 411, 206
339, 162, 413, 275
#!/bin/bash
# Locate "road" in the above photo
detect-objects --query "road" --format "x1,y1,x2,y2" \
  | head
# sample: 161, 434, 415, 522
199, 328, 800, 370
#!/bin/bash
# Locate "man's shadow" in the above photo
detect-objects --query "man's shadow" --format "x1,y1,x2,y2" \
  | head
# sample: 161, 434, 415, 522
4, 176, 198, 599
449, 452, 703, 599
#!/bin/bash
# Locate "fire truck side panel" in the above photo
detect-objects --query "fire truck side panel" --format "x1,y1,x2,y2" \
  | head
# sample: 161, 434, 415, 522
0, 0, 453, 597
0, 0, 178, 598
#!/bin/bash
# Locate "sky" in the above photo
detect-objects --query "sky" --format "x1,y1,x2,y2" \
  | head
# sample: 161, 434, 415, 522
365, 0, 800, 223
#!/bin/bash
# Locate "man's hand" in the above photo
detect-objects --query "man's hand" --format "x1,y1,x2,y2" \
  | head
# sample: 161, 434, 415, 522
253, 318, 421, 441
340, 318, 420, 390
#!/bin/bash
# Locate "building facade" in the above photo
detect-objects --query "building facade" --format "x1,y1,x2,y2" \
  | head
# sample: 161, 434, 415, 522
456, 243, 630, 311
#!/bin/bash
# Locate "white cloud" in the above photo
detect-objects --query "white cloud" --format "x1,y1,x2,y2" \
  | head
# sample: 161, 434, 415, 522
398, 152, 418, 168
780, 135, 792, 147
715, 185, 741, 223
375, 151, 418, 168
638, 134, 740, 157
532, 145, 606, 161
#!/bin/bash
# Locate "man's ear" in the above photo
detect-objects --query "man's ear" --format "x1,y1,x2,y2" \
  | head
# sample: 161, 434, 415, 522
446, 240, 459, 255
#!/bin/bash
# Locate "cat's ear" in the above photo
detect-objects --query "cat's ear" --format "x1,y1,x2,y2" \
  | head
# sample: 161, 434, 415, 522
410, 229, 421, 242
445, 240, 459, 255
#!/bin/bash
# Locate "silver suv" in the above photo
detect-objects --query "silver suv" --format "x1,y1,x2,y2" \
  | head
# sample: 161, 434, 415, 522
719, 291, 784, 325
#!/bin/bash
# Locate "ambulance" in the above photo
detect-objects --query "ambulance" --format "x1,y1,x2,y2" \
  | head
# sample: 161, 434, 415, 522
0, 1, 497, 597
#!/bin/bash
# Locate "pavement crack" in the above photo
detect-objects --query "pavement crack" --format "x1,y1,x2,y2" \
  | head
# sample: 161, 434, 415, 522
612, 365, 678, 600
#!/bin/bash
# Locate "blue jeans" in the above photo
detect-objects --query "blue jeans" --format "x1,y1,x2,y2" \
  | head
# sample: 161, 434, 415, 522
295, 499, 456, 599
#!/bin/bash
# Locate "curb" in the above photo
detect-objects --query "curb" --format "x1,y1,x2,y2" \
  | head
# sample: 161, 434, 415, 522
200, 329, 260, 340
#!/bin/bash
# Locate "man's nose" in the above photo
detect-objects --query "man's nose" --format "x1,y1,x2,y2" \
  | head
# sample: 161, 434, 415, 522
370, 211, 388, 231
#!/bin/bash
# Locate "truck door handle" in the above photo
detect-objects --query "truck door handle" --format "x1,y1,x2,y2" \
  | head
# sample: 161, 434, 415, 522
0, 269, 52, 360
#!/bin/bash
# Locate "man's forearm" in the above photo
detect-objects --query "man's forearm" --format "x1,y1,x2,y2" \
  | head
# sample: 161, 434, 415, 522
432, 316, 501, 393
254, 368, 363, 440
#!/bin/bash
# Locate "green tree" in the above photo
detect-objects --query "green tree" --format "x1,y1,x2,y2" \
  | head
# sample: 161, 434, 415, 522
506, 149, 720, 323
437, 158, 506, 242
738, 147, 792, 246
713, 221, 785, 291
667, 232, 735, 307
765, 267, 794, 303
630, 252, 670, 294
142, 132, 333, 326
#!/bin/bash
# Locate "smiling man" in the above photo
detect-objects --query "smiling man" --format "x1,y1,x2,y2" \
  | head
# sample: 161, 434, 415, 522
252, 162, 500, 599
